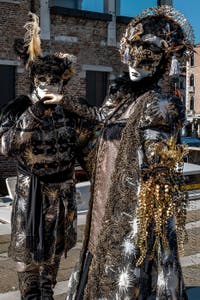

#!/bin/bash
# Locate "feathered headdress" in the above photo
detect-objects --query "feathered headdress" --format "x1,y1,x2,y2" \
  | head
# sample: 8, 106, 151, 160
120, 5, 194, 65
23, 12, 42, 65
14, 12, 76, 85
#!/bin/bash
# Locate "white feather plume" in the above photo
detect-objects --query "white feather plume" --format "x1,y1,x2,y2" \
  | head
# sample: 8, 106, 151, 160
24, 12, 42, 64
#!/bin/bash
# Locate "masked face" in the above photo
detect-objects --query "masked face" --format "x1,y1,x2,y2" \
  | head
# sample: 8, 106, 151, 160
128, 65, 153, 81
33, 75, 63, 102
128, 44, 163, 82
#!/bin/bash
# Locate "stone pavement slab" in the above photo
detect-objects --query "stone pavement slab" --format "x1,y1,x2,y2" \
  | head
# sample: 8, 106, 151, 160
0, 280, 68, 300
0, 224, 10, 236
188, 199, 200, 211
0, 190, 199, 299
0, 206, 11, 224
181, 253, 200, 267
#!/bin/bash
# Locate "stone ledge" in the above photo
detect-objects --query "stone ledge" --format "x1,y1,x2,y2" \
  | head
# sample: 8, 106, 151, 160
0, 224, 11, 244
0, 0, 20, 3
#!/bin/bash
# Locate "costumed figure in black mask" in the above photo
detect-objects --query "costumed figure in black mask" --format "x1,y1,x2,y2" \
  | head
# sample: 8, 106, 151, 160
0, 13, 94, 300
55, 6, 194, 300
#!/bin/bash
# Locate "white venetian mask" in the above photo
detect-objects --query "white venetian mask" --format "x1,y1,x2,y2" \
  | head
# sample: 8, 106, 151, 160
128, 44, 163, 82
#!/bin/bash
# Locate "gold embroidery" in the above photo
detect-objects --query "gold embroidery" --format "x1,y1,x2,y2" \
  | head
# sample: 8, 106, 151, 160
44, 187, 58, 201
136, 137, 188, 266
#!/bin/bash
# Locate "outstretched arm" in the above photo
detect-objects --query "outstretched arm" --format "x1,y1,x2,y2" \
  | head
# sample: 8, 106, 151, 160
75, 116, 99, 176
42, 93, 107, 123
42, 75, 130, 123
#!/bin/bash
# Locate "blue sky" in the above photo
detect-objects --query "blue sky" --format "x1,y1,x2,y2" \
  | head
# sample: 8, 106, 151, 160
174, 0, 200, 43
121, 0, 200, 43
81, 0, 200, 43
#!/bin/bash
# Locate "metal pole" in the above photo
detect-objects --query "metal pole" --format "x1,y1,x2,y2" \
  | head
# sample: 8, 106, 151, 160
158, 0, 173, 6
186, 60, 189, 119
107, 0, 116, 47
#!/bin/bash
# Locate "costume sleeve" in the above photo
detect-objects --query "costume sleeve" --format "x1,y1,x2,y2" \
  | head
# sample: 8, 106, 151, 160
0, 99, 46, 157
139, 93, 185, 172
75, 117, 98, 173
62, 96, 107, 123
61, 75, 127, 123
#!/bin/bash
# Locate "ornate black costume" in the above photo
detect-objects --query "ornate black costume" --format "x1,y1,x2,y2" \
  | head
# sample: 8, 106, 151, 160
65, 6, 193, 300
0, 95, 93, 261
0, 13, 94, 300
65, 77, 188, 300
0, 93, 94, 299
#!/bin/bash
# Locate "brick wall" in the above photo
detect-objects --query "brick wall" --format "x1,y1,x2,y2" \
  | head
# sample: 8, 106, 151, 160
50, 13, 127, 98
0, 1, 130, 194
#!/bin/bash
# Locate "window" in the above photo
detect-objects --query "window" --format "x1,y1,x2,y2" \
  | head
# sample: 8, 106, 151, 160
180, 79, 184, 90
0, 65, 15, 108
116, 0, 158, 17
82, 0, 104, 13
190, 96, 194, 111
51, 0, 104, 13
86, 71, 108, 107
51, 0, 159, 15
51, 0, 81, 9
190, 74, 194, 87
182, 96, 185, 106
190, 53, 194, 67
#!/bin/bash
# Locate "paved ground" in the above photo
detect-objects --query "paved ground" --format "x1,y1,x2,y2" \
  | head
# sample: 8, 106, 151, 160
0, 227, 84, 299
0, 209, 86, 299
0, 199, 200, 299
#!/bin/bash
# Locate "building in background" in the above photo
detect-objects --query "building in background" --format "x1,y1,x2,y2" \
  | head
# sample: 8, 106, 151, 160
185, 44, 200, 137
0, 0, 169, 193
186, 44, 200, 119
0, 0, 160, 108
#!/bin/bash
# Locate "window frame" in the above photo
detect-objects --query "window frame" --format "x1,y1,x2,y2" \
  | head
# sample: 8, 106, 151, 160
0, 63, 16, 107
190, 96, 194, 111
86, 70, 109, 107
190, 74, 194, 87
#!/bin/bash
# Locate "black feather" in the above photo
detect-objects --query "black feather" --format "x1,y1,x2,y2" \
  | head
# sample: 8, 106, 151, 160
0, 95, 32, 124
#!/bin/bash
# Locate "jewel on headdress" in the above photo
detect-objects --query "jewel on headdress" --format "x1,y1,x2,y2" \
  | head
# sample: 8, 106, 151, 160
141, 34, 168, 49
165, 23, 170, 33
123, 46, 130, 64
126, 23, 143, 42
119, 5, 194, 65
169, 55, 180, 77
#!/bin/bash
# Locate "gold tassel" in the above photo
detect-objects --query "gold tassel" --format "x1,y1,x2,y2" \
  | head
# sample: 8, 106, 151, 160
24, 12, 42, 65
136, 137, 189, 266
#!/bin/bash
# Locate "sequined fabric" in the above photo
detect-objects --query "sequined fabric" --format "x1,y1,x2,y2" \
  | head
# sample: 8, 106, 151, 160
83, 91, 186, 300
0, 95, 94, 264
66, 88, 187, 300
17, 254, 61, 299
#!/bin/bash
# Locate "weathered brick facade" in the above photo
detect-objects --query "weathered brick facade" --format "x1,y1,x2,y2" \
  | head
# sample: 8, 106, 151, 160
0, 0, 131, 195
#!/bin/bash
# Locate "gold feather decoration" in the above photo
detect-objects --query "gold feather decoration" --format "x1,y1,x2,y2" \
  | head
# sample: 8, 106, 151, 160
24, 12, 42, 65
